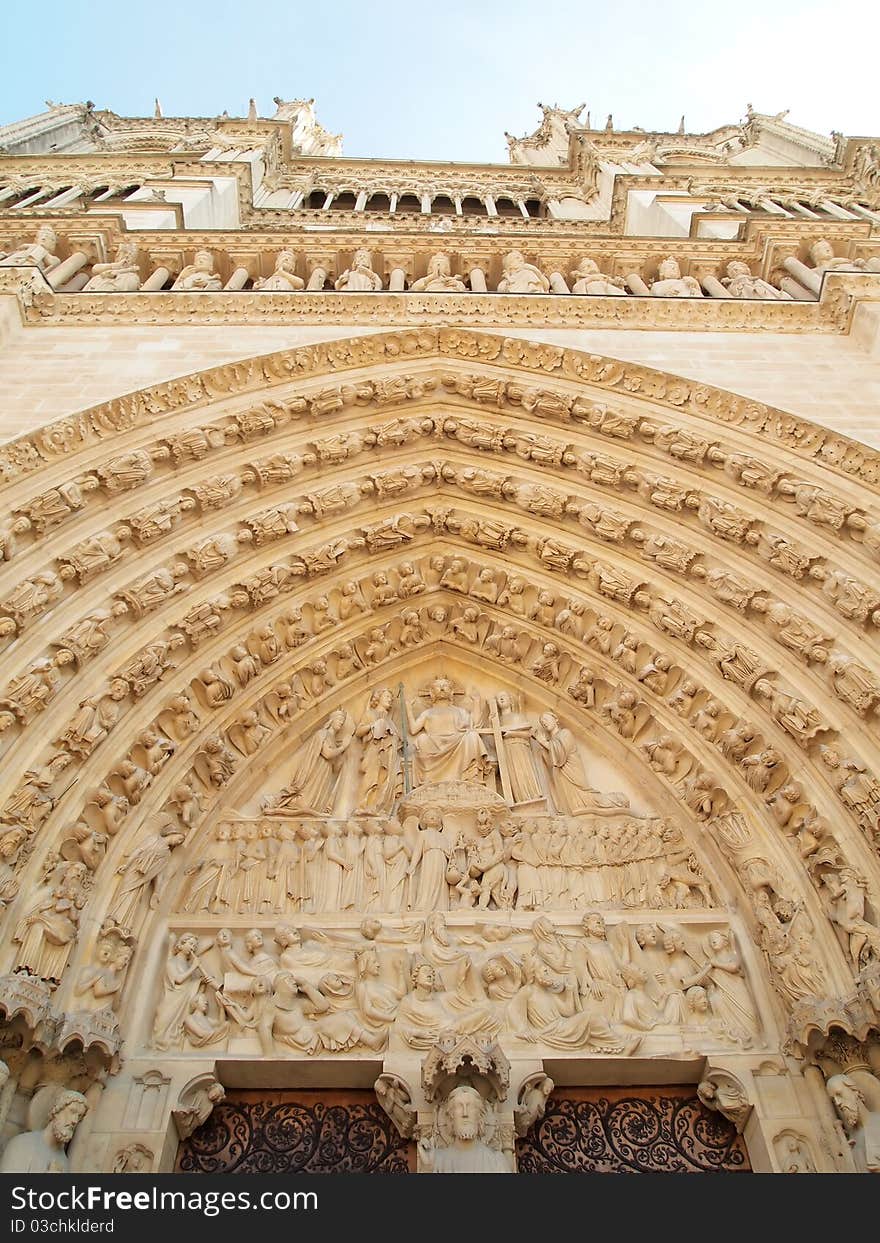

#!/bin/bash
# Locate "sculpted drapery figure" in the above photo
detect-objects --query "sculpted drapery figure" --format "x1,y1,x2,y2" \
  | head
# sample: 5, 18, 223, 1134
13, 861, 89, 983
270, 709, 355, 815
354, 687, 402, 812
153, 932, 214, 1050
406, 678, 491, 786
410, 252, 467, 293
650, 257, 703, 297
497, 250, 550, 294
494, 691, 544, 803
533, 712, 626, 814
334, 249, 383, 291
82, 240, 142, 292
106, 814, 187, 935
254, 249, 305, 291
408, 809, 456, 910
0, 224, 60, 274
721, 260, 791, 300
171, 250, 222, 291
570, 257, 626, 295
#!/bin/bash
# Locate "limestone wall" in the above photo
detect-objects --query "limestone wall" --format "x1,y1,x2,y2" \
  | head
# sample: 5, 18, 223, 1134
3, 296, 880, 447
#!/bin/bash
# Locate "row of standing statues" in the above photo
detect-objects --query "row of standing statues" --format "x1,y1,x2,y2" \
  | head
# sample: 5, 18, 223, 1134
176, 810, 712, 916
3, 227, 868, 298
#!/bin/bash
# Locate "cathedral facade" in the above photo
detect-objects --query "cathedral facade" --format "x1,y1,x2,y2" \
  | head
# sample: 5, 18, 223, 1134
0, 97, 878, 1174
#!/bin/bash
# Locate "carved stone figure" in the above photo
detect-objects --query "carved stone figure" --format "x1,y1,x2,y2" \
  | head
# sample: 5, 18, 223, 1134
570, 258, 626, 295
334, 249, 383, 291
75, 934, 132, 1011
419, 1085, 511, 1173
254, 249, 304, 291
697, 1074, 750, 1131
411, 253, 467, 293
0, 1089, 88, 1173
497, 250, 550, 294
407, 678, 491, 786
0, 224, 60, 274
533, 713, 625, 814
171, 250, 222, 291
650, 257, 702, 297
270, 710, 355, 815
106, 815, 187, 935
355, 688, 402, 812
83, 240, 142, 292
13, 861, 89, 983
721, 260, 791, 300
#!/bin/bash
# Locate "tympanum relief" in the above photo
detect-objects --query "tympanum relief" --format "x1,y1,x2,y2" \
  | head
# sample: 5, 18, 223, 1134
134, 672, 769, 1064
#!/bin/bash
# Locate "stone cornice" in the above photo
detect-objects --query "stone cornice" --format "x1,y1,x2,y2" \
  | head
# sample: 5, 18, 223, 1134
3, 271, 876, 336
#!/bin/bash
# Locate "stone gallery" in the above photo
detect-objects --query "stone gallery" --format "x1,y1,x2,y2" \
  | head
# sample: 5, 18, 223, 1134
0, 97, 878, 1174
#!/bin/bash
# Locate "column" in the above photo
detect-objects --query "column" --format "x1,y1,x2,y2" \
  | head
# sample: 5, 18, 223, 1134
141, 267, 171, 291
388, 268, 407, 292
782, 256, 822, 296
777, 274, 816, 300
548, 271, 569, 294
625, 271, 651, 295
701, 274, 733, 298
46, 251, 89, 289
224, 267, 250, 290
469, 267, 487, 292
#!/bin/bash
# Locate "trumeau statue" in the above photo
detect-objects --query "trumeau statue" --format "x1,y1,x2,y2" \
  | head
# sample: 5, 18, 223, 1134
419, 1084, 512, 1173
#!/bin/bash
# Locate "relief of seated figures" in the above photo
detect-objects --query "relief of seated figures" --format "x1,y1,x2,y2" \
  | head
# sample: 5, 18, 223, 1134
149, 913, 760, 1057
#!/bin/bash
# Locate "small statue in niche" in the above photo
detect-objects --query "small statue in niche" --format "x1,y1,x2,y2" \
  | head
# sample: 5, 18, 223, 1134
721, 260, 791, 300
410, 252, 467, 293
496, 250, 550, 294
83, 240, 142, 292
0, 224, 61, 274
569, 257, 626, 295
650, 257, 702, 297
171, 249, 222, 291
254, 248, 305, 291
334, 248, 383, 291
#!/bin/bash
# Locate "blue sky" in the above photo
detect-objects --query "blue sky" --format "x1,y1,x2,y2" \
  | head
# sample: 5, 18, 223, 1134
2, 0, 878, 161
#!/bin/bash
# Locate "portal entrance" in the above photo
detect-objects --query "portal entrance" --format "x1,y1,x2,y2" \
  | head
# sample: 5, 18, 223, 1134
515, 1086, 751, 1173
176, 1089, 415, 1173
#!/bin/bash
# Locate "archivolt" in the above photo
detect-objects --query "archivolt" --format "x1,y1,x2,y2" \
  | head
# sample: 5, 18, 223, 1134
0, 331, 878, 1040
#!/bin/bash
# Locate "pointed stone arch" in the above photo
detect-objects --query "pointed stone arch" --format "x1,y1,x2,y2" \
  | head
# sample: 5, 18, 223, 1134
1, 329, 879, 1172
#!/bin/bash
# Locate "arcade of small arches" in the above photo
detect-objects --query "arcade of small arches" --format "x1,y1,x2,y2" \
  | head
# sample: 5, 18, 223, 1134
0, 329, 879, 1175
